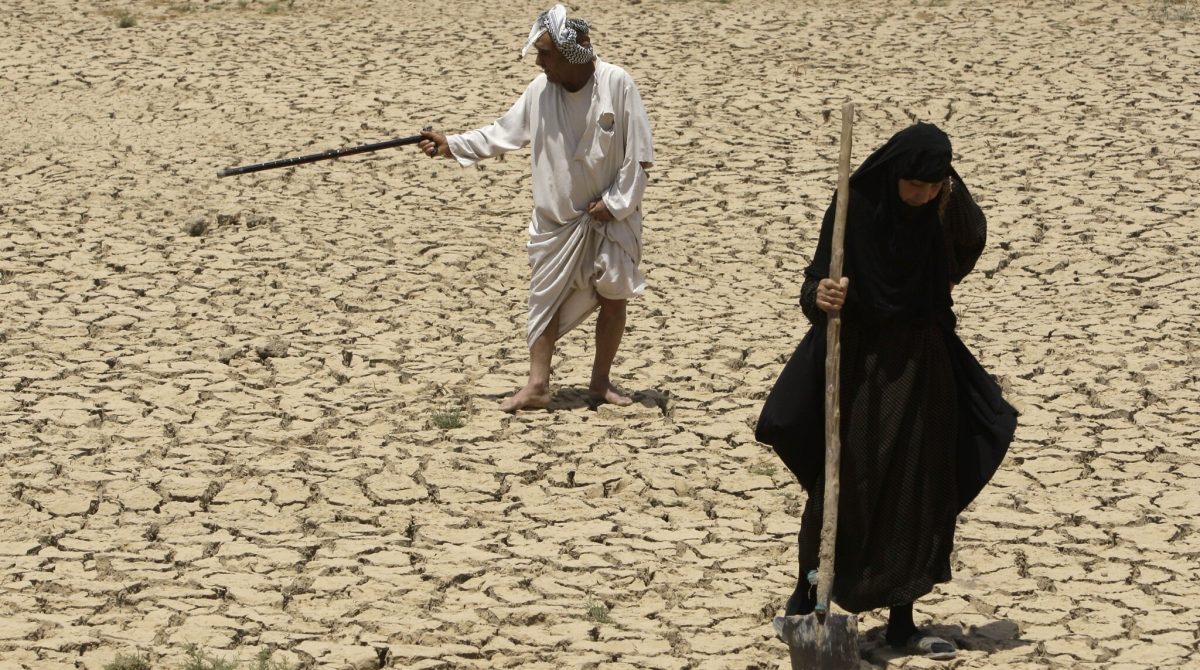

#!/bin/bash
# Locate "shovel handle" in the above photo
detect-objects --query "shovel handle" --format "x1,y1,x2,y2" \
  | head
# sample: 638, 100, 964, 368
816, 101, 854, 615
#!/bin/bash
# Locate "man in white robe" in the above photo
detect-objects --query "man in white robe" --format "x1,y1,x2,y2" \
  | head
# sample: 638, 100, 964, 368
419, 5, 654, 412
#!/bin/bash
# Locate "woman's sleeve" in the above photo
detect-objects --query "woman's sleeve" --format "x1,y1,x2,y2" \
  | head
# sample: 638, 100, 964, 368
800, 196, 838, 325
942, 178, 987, 284
799, 274, 824, 326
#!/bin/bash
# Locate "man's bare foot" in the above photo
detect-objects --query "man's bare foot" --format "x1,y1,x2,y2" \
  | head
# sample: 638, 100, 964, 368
499, 384, 551, 413
589, 382, 634, 407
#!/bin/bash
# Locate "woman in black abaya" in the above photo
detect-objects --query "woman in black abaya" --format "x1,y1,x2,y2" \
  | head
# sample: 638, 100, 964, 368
756, 123, 1016, 659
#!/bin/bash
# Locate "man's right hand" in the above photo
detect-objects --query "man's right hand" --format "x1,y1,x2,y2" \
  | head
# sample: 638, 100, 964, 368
418, 129, 449, 159
816, 277, 849, 314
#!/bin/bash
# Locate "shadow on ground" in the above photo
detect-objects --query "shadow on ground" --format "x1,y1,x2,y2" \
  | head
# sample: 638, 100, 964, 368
545, 387, 671, 412
861, 619, 1031, 666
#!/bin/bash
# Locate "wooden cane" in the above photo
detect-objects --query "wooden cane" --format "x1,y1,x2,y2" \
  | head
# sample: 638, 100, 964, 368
815, 101, 854, 618
217, 129, 430, 178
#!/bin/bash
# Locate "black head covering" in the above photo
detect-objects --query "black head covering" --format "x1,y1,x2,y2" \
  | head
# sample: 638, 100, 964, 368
850, 122, 955, 225
806, 122, 957, 324
853, 122, 954, 186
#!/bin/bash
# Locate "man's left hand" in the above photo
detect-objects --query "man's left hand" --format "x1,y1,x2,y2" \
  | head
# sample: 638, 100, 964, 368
587, 199, 614, 222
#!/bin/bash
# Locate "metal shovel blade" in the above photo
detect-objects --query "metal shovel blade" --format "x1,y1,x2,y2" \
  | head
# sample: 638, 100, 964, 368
774, 613, 861, 669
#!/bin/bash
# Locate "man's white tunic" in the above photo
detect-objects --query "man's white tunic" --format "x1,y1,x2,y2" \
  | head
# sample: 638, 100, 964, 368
447, 60, 654, 347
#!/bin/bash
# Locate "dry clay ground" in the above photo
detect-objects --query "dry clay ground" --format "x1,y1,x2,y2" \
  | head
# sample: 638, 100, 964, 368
1, 0, 1197, 668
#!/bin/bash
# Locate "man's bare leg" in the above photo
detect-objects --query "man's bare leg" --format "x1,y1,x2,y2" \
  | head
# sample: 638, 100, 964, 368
589, 296, 633, 406
500, 311, 558, 412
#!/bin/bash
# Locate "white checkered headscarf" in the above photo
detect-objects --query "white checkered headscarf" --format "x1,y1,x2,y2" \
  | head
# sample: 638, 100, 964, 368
520, 4, 594, 65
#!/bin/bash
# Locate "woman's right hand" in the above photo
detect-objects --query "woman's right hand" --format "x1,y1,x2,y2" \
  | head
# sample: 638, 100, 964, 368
816, 277, 849, 314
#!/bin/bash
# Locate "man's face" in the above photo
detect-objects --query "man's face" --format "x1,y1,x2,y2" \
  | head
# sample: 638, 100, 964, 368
533, 32, 568, 84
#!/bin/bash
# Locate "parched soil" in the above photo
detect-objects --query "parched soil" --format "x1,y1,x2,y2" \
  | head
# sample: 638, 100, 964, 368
1, 0, 1197, 668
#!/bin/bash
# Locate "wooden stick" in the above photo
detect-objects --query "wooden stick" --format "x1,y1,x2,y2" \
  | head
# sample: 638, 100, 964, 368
815, 101, 854, 617
217, 133, 425, 178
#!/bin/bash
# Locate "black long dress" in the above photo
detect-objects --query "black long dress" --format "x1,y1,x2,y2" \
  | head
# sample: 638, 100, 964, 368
756, 125, 1017, 613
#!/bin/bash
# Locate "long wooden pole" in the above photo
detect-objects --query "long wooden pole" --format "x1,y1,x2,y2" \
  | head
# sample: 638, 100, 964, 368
815, 101, 854, 618
217, 133, 426, 178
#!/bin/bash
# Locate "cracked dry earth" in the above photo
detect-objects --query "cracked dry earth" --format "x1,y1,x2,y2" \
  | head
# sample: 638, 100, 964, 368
1, 0, 1197, 668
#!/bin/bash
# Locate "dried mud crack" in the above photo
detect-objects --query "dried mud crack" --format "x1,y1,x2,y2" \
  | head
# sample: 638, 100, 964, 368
1, 0, 1198, 668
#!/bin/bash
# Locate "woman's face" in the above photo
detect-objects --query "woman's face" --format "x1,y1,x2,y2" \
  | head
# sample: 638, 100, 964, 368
898, 179, 943, 207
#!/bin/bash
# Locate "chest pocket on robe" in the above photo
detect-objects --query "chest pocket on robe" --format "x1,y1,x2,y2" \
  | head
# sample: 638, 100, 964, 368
584, 110, 617, 167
